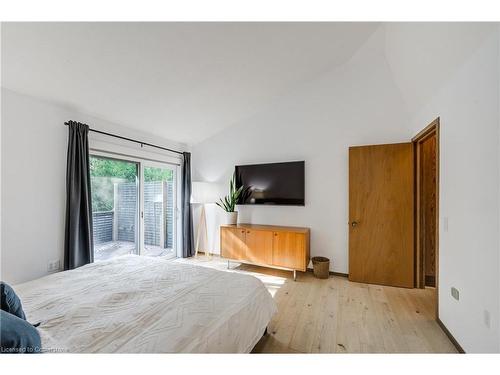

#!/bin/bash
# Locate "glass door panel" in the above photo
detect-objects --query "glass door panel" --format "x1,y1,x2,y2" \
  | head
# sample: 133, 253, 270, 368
90, 155, 139, 261
142, 164, 176, 258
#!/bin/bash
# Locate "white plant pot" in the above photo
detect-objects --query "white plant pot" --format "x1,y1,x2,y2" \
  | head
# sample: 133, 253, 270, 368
224, 211, 238, 225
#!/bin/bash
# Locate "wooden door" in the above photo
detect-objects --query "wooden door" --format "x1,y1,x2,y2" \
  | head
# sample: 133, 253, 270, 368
221, 227, 247, 260
349, 143, 414, 288
272, 231, 306, 271
245, 229, 273, 265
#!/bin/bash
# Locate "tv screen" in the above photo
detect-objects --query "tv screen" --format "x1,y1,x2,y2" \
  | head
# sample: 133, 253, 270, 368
235, 161, 305, 206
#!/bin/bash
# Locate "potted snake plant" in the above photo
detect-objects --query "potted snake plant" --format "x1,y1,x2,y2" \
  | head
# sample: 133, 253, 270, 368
216, 172, 245, 224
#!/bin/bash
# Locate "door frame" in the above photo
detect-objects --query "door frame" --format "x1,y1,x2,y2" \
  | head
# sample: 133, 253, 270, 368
412, 118, 440, 317
90, 149, 182, 259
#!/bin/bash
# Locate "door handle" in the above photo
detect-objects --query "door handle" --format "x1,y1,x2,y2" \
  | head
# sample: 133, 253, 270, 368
350, 221, 359, 227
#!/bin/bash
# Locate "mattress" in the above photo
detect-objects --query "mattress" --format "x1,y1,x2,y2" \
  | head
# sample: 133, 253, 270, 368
14, 255, 277, 353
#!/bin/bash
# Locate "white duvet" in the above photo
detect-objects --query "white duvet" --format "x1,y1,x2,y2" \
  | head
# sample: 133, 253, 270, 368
15, 255, 277, 353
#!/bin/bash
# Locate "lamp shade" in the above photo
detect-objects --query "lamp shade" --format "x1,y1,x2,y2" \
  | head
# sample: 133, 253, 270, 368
191, 181, 220, 204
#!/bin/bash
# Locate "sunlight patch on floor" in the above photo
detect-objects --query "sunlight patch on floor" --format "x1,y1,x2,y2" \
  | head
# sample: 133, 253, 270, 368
174, 255, 287, 298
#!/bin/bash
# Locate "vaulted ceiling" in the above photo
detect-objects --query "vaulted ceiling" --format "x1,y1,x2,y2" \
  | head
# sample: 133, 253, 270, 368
384, 22, 497, 117
1, 22, 379, 144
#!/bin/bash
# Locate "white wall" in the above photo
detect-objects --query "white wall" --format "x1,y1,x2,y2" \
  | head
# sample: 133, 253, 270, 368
0, 88, 185, 284
385, 25, 500, 353
192, 28, 413, 273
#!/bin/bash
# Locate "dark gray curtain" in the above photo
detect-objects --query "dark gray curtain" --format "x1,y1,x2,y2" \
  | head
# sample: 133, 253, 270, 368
64, 121, 93, 270
181, 152, 194, 257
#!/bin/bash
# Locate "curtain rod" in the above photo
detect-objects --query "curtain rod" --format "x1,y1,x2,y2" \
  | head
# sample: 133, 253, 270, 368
64, 121, 184, 156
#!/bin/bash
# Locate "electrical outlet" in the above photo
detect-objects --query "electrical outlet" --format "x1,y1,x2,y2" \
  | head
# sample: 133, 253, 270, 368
451, 287, 459, 301
484, 310, 491, 328
47, 259, 60, 273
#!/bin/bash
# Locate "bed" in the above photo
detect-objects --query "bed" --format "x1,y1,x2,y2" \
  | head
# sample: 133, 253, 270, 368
14, 255, 277, 353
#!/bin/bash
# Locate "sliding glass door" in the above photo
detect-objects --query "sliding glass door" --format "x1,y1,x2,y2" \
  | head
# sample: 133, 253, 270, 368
90, 156, 140, 260
90, 154, 178, 261
141, 163, 177, 259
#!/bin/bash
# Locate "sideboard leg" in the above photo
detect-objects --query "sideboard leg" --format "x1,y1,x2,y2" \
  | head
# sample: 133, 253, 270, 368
227, 260, 230, 269
293, 270, 297, 281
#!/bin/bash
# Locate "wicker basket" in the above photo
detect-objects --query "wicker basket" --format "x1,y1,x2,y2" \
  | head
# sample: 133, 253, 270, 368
311, 256, 330, 279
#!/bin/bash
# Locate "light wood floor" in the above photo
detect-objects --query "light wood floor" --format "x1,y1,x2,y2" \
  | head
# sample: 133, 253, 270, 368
176, 255, 457, 353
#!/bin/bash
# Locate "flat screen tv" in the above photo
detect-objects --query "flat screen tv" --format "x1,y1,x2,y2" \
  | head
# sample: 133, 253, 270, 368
235, 161, 305, 206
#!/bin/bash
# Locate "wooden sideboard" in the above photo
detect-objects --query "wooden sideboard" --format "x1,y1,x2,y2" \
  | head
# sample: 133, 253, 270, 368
220, 223, 310, 280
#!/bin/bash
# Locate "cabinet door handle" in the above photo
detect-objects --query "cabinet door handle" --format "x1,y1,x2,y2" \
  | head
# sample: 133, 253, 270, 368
247, 231, 250, 234
241, 230, 245, 233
